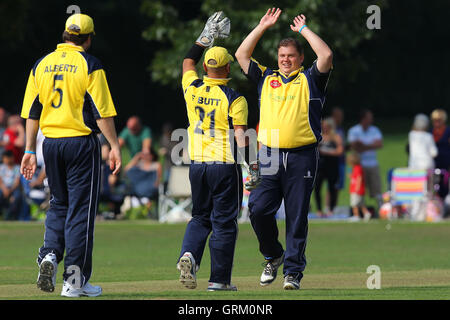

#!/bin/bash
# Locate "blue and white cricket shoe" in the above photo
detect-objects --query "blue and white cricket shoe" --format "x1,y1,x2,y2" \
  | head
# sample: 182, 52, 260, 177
37, 253, 57, 293
260, 253, 284, 286
177, 252, 197, 289
61, 281, 102, 297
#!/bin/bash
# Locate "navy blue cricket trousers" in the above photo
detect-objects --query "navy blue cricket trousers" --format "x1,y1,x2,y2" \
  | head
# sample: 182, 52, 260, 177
248, 144, 318, 277
37, 134, 101, 286
179, 162, 242, 284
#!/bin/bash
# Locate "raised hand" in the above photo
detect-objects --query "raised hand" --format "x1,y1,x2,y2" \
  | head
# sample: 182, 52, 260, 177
290, 14, 307, 33
196, 11, 230, 48
259, 8, 282, 30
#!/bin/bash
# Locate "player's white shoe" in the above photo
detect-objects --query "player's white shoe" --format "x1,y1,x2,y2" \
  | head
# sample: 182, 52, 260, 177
177, 252, 197, 289
207, 282, 237, 291
260, 253, 284, 286
37, 253, 57, 293
283, 274, 301, 290
61, 281, 102, 297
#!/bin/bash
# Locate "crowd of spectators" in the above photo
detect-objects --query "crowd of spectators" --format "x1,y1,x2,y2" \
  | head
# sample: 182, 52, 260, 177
0, 108, 176, 221
314, 107, 450, 220
0, 106, 449, 221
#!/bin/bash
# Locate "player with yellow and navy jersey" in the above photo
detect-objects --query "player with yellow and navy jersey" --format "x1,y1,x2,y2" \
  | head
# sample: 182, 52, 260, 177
176, 12, 257, 292
236, 8, 333, 290
20, 13, 121, 297
182, 50, 248, 164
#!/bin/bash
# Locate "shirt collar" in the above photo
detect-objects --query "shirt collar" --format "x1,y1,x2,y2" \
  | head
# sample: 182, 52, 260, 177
276, 66, 305, 79
56, 43, 84, 52
203, 76, 231, 86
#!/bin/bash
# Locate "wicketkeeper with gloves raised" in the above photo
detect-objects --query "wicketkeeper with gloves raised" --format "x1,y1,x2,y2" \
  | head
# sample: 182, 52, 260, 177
176, 11, 260, 291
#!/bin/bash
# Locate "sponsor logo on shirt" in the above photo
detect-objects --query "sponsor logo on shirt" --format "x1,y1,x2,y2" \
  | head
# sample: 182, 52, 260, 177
270, 80, 281, 89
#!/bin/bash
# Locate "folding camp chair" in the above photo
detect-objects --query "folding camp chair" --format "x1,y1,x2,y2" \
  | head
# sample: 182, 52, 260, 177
158, 165, 192, 222
390, 168, 430, 220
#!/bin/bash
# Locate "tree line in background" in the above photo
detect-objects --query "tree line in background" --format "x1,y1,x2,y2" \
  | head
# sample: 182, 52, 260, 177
1, 0, 449, 132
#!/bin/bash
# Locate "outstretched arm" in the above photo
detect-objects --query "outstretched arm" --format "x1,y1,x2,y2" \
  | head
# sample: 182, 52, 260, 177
182, 43, 207, 75
235, 8, 282, 74
290, 14, 333, 73
183, 11, 230, 75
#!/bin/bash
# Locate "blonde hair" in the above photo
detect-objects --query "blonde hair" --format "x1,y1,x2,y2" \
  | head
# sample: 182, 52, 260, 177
431, 109, 447, 122
322, 117, 336, 136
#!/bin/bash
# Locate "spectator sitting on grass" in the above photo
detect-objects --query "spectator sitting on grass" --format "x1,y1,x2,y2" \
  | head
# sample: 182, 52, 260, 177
118, 116, 152, 157
347, 152, 371, 222
0, 150, 23, 220
124, 147, 162, 204
408, 114, 437, 170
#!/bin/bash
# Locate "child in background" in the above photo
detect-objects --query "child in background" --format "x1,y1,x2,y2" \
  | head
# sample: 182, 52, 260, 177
0, 150, 23, 220
348, 152, 371, 222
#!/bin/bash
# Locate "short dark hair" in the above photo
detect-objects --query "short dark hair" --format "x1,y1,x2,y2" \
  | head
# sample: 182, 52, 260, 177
359, 109, 372, 122
277, 38, 304, 55
62, 31, 92, 46
2, 150, 14, 158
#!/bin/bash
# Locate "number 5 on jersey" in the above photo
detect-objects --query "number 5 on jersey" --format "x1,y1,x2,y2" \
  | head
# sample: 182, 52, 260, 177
52, 74, 63, 108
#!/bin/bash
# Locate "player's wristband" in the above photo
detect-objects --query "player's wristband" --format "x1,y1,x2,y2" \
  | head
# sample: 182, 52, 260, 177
185, 43, 205, 64
25, 151, 36, 155
298, 25, 308, 34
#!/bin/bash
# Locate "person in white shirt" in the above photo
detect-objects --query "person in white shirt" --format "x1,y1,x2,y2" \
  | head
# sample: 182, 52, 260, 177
408, 114, 437, 170
348, 109, 383, 208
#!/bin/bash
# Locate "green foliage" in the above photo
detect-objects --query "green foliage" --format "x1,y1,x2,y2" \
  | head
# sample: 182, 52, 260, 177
141, 0, 388, 93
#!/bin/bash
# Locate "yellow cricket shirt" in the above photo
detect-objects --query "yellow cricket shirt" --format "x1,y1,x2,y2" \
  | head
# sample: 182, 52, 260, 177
182, 70, 248, 163
21, 43, 117, 138
246, 58, 331, 149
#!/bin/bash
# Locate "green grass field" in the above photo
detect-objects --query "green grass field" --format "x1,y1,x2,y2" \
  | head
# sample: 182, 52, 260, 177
1, 220, 450, 300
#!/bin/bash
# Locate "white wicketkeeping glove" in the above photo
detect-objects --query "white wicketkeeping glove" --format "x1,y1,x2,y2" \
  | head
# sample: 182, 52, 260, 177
196, 11, 231, 48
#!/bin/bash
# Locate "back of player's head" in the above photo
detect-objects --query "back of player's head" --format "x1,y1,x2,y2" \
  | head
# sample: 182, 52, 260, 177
277, 38, 304, 56
204, 47, 234, 69
62, 13, 95, 46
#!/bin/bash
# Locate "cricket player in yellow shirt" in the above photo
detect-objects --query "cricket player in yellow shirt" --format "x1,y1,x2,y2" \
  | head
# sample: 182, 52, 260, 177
176, 12, 259, 291
20, 13, 121, 297
236, 8, 333, 290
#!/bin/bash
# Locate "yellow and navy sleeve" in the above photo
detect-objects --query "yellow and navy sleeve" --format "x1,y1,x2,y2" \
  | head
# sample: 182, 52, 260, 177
229, 96, 248, 126
244, 58, 270, 84
81, 53, 116, 119
306, 61, 332, 95
182, 70, 200, 94
21, 57, 47, 120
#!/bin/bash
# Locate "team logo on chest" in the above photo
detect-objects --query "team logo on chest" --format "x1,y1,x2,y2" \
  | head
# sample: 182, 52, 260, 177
270, 79, 282, 89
